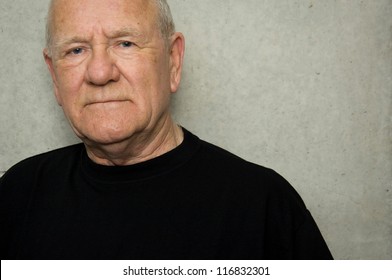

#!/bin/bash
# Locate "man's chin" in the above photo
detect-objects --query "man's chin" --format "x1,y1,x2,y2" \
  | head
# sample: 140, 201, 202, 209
77, 130, 135, 147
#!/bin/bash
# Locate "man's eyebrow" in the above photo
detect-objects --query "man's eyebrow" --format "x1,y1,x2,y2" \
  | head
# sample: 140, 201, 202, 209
52, 36, 90, 50
108, 27, 145, 39
52, 27, 146, 49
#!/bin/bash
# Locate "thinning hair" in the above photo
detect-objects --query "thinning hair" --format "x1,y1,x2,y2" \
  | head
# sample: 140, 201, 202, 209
45, 0, 175, 54
154, 0, 176, 40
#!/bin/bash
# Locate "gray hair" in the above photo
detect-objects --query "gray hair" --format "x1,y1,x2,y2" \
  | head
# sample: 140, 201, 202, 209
155, 0, 176, 39
45, 0, 175, 54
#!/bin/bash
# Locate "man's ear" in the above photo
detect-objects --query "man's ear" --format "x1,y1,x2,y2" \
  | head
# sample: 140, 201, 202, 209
169, 32, 185, 93
43, 48, 62, 106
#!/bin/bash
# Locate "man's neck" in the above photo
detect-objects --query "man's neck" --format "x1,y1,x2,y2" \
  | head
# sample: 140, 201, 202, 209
83, 117, 184, 166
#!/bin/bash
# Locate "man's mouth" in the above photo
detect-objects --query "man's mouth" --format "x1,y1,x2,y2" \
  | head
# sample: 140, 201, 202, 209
87, 100, 130, 105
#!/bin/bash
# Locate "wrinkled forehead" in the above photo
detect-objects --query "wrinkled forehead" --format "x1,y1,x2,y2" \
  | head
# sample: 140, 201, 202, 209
49, 0, 159, 40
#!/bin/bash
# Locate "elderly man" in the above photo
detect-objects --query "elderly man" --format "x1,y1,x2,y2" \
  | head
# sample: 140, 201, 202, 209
0, 0, 332, 259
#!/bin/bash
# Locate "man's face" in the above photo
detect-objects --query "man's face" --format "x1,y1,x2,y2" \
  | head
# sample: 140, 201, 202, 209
45, 0, 181, 145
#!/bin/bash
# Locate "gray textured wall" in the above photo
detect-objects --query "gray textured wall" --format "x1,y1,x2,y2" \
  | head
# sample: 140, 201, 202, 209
0, 0, 391, 259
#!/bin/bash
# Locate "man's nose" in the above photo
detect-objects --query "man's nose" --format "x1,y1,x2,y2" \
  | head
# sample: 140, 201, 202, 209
86, 47, 120, 86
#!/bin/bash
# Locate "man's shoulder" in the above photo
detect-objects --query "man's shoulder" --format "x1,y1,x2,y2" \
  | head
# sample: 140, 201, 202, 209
1, 143, 84, 183
0, 143, 84, 210
193, 135, 306, 208
197, 137, 278, 180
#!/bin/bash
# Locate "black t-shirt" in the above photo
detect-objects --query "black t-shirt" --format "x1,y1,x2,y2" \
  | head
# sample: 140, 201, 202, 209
0, 129, 332, 259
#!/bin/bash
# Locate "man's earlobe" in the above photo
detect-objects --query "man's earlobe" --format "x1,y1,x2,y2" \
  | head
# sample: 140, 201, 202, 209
169, 32, 185, 93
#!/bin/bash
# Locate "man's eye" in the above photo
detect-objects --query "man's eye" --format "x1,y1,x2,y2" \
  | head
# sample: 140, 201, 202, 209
120, 41, 133, 48
69, 48, 83, 55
